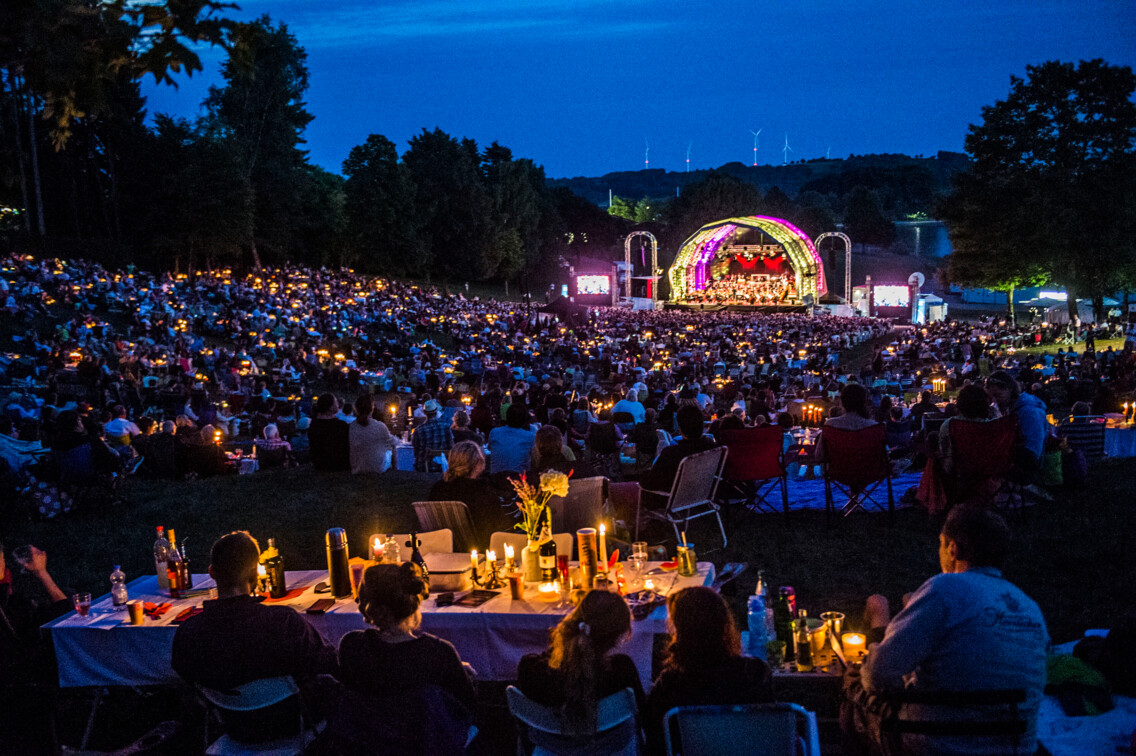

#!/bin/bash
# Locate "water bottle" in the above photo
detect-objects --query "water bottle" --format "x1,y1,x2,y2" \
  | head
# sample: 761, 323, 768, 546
110, 565, 128, 610
382, 535, 400, 564
747, 594, 768, 660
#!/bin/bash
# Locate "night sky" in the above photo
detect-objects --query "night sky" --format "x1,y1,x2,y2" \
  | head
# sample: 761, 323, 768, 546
142, 0, 1136, 179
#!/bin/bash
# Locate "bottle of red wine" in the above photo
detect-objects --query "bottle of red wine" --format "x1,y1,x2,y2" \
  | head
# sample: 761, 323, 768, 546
538, 524, 557, 583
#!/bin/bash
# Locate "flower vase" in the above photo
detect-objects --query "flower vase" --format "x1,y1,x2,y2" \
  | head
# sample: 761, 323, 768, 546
521, 540, 541, 582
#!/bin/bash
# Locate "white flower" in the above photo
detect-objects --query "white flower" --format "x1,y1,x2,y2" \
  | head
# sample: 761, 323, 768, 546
539, 471, 570, 498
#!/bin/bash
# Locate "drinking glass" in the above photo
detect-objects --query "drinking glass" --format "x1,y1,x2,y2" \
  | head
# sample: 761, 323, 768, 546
631, 541, 648, 562
73, 592, 92, 617
557, 554, 570, 585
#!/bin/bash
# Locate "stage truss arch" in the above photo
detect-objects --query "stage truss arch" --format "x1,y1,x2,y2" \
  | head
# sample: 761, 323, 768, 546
623, 231, 659, 306
814, 231, 852, 302
667, 216, 827, 303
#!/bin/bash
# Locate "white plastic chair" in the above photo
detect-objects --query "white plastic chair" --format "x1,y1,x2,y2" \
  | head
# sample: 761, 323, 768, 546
663, 702, 820, 756
197, 676, 320, 756
506, 685, 641, 756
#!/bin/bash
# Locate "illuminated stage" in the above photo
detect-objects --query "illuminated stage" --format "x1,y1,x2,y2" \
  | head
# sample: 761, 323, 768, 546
667, 216, 827, 308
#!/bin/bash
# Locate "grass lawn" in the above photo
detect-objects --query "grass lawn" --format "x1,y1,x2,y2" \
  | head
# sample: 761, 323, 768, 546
6, 459, 1134, 645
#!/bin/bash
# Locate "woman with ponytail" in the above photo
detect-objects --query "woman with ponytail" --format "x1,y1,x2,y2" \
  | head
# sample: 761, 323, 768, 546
517, 589, 644, 732
337, 562, 475, 710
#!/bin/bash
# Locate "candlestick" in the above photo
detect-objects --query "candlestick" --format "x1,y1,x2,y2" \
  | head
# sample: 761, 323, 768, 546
598, 524, 607, 566
471, 550, 479, 575
486, 550, 496, 566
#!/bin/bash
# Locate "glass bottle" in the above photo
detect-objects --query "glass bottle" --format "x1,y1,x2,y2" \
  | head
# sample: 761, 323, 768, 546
179, 537, 193, 590
774, 587, 795, 662
382, 534, 400, 564
408, 532, 429, 590
538, 524, 557, 583
263, 538, 286, 598
166, 528, 184, 599
153, 526, 170, 591
795, 609, 814, 672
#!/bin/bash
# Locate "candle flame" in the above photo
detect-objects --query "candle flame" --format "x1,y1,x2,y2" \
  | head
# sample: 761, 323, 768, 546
504, 544, 514, 559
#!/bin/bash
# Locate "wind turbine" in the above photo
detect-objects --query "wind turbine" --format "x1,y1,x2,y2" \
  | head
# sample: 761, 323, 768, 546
782, 133, 793, 165
686, 141, 692, 173
644, 138, 650, 169
749, 129, 762, 166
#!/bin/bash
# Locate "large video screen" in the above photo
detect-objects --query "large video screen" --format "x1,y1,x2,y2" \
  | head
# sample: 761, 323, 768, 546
874, 285, 910, 308
577, 275, 610, 296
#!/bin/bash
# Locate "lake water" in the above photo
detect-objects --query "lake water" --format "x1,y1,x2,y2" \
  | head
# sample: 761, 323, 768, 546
893, 221, 952, 257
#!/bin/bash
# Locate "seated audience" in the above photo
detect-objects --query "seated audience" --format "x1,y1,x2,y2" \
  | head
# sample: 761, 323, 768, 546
646, 587, 774, 753
309, 393, 350, 472
488, 403, 536, 474
427, 442, 510, 551
937, 383, 991, 474
841, 506, 1048, 756
412, 399, 452, 472
531, 424, 575, 474
985, 370, 1049, 476
349, 394, 395, 474
450, 410, 483, 445
517, 590, 644, 737
172, 532, 338, 743
0, 542, 70, 676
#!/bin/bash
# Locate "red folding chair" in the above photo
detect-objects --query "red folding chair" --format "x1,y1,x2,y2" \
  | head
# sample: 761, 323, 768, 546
821, 424, 894, 518
717, 427, 789, 514
947, 414, 1022, 516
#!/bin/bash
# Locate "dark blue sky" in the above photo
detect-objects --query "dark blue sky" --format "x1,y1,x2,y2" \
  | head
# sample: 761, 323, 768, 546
142, 0, 1136, 179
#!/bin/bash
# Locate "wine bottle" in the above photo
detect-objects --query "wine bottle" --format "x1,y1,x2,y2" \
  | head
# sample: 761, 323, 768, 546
264, 538, 286, 598
408, 532, 429, 589
538, 524, 557, 583
166, 528, 184, 599
153, 526, 170, 591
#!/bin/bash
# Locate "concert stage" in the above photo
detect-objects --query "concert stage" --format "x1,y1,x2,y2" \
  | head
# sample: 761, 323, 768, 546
664, 302, 810, 314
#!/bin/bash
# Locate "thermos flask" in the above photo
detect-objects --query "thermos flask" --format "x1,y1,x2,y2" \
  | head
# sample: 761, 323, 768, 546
325, 528, 352, 599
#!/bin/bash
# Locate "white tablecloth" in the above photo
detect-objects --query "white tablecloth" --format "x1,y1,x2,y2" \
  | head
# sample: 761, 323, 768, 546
1105, 427, 1136, 458
46, 563, 714, 688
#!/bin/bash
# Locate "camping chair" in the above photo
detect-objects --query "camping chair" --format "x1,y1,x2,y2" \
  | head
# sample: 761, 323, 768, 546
613, 411, 635, 436
655, 428, 674, 460
1056, 416, 1107, 464
630, 423, 660, 466
638, 446, 729, 549
196, 675, 320, 755
252, 443, 289, 470
717, 427, 789, 515
947, 414, 1022, 516
56, 443, 123, 508
878, 689, 1028, 754
490, 532, 574, 561
412, 500, 478, 552
425, 447, 450, 474
549, 476, 607, 537
506, 685, 641, 756
820, 425, 894, 518
663, 702, 820, 756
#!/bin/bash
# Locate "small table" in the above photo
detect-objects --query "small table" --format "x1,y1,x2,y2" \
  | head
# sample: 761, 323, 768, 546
46, 562, 715, 688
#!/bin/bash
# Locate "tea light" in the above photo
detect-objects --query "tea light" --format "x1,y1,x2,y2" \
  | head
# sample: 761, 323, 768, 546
842, 632, 867, 662
537, 582, 559, 602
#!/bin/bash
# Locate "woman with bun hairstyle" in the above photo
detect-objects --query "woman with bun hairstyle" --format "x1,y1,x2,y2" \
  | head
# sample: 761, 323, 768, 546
517, 589, 644, 733
337, 562, 475, 710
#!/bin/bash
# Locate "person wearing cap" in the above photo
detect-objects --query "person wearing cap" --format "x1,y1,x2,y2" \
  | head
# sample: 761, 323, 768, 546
412, 399, 452, 472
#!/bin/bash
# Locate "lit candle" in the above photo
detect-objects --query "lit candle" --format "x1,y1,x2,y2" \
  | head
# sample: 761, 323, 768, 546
598, 524, 607, 566
372, 537, 383, 561
842, 632, 867, 663
503, 544, 515, 571
256, 563, 268, 594
486, 550, 496, 566
471, 550, 479, 574
644, 578, 655, 591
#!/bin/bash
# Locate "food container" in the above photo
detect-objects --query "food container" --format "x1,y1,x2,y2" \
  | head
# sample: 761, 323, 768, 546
422, 553, 475, 593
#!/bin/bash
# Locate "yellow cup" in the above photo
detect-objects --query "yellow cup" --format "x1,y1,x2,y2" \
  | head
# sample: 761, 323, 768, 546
127, 600, 144, 625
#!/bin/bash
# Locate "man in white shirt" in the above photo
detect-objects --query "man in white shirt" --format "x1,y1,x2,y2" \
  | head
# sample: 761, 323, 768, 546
103, 405, 141, 439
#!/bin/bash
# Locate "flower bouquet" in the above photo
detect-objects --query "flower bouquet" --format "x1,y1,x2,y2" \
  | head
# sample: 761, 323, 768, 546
509, 470, 571, 581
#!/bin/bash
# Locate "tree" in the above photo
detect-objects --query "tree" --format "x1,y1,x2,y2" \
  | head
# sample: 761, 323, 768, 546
202, 16, 313, 266
342, 133, 419, 275
660, 171, 762, 252
608, 195, 637, 221
940, 59, 1136, 320
843, 185, 895, 248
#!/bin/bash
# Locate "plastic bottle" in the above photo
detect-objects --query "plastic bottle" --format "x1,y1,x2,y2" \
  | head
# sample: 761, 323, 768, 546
747, 594, 768, 660
382, 535, 400, 564
110, 565, 128, 610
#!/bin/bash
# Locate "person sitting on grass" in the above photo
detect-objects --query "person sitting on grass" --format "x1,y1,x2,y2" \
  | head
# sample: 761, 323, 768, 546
645, 586, 774, 753
841, 505, 1048, 756
172, 532, 338, 744
517, 590, 644, 745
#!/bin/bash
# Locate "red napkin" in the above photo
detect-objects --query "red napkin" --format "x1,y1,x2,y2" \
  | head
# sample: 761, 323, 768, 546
171, 606, 203, 623
608, 549, 619, 569
143, 602, 172, 618
263, 588, 307, 604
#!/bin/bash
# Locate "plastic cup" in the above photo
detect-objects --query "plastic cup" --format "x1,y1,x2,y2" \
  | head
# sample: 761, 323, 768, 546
508, 573, 524, 600
127, 600, 145, 625
350, 562, 366, 598
73, 592, 92, 617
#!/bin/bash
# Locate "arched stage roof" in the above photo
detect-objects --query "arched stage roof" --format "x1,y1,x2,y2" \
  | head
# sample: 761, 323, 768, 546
668, 215, 827, 302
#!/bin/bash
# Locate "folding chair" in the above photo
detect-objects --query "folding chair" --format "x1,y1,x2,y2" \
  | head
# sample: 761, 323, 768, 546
412, 500, 477, 552
947, 414, 1022, 517
879, 688, 1028, 753
663, 702, 820, 756
1056, 416, 1107, 464
196, 675, 320, 755
506, 685, 641, 756
820, 425, 894, 518
548, 476, 606, 537
638, 447, 729, 549
717, 427, 789, 515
